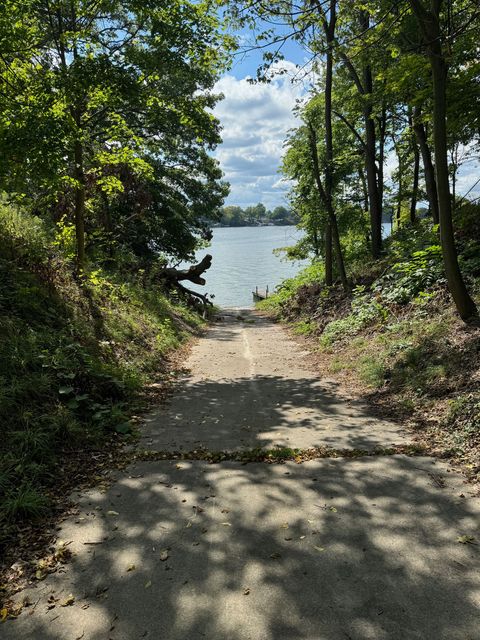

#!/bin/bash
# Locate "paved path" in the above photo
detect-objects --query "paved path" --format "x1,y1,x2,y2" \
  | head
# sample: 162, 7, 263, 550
3, 311, 480, 639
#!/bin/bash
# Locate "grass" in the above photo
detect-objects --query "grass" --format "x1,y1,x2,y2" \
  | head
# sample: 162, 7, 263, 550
259, 216, 480, 476
0, 204, 204, 528
133, 443, 429, 464
292, 320, 315, 335
357, 356, 387, 388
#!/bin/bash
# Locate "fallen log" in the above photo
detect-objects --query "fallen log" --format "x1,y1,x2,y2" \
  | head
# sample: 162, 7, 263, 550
160, 254, 214, 315
161, 254, 212, 286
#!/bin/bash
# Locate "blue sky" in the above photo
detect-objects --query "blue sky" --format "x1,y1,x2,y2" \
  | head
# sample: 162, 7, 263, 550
212, 28, 310, 209
212, 26, 480, 210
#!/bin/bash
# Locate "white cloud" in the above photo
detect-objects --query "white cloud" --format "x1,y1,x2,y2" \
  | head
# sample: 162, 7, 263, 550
212, 60, 480, 210
213, 61, 306, 208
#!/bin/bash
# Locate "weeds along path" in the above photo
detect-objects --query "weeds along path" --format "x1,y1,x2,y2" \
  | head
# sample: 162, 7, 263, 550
3, 310, 480, 640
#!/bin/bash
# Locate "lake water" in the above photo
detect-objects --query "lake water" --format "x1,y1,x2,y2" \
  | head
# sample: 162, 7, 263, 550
185, 223, 393, 309
185, 226, 306, 308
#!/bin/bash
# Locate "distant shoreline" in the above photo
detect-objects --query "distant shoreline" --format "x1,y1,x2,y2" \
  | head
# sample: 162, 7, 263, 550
211, 222, 297, 228
211, 220, 393, 229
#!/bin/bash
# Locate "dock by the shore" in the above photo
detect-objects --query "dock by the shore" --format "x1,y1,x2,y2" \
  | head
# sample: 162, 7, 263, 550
252, 285, 269, 302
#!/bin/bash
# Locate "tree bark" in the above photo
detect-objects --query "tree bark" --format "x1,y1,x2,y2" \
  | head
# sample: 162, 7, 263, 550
410, 144, 419, 224
377, 104, 387, 216
308, 123, 349, 290
323, 1, 336, 287
324, 224, 333, 285
161, 254, 214, 314
413, 107, 439, 223
409, 109, 420, 224
161, 254, 213, 286
409, 0, 478, 323
363, 68, 382, 257
339, 51, 382, 255
73, 137, 86, 271
358, 166, 370, 247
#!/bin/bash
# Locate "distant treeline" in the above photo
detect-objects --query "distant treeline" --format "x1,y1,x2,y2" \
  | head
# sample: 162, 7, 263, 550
218, 203, 298, 227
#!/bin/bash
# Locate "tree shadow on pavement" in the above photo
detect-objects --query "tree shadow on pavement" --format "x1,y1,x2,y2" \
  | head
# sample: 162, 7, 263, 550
4, 456, 479, 640
142, 375, 408, 452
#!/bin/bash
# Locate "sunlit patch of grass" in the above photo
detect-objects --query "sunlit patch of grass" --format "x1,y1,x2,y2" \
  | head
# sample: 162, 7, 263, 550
357, 356, 387, 388
329, 357, 348, 374
292, 320, 315, 335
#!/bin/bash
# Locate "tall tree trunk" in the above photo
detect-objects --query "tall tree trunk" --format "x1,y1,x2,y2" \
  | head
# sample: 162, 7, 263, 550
359, 166, 370, 247
410, 145, 419, 224
409, 0, 478, 323
409, 109, 420, 224
450, 144, 459, 215
338, 15, 382, 257
413, 107, 439, 223
364, 115, 382, 250
360, 11, 382, 257
73, 137, 86, 270
430, 53, 476, 320
308, 124, 349, 291
396, 161, 402, 228
323, 1, 338, 287
377, 104, 387, 216
324, 224, 333, 285
312, 0, 347, 289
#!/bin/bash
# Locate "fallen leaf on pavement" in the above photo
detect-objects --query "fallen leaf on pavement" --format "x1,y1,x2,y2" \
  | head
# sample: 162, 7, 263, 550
159, 550, 169, 561
457, 535, 476, 544
60, 595, 75, 607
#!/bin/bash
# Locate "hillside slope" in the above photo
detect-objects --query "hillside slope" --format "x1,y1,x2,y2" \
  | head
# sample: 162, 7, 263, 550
260, 215, 480, 479
0, 204, 204, 549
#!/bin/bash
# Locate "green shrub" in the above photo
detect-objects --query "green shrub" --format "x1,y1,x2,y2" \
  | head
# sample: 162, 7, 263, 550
320, 287, 389, 346
0, 203, 203, 526
446, 393, 480, 450
292, 320, 315, 335
375, 245, 444, 304
357, 356, 387, 388
2, 484, 51, 521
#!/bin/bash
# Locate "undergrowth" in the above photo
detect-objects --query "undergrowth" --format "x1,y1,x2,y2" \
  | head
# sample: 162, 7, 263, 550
259, 213, 480, 474
0, 204, 204, 531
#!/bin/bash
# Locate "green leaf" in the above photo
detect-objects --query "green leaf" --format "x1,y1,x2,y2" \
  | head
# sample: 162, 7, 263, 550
58, 386, 74, 395
114, 422, 132, 434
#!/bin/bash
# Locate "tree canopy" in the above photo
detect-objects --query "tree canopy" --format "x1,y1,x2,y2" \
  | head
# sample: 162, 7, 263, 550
225, 0, 480, 323
0, 0, 233, 265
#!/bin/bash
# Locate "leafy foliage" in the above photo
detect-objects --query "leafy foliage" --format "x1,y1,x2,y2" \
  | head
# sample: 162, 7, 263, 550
0, 0, 232, 263
0, 203, 203, 524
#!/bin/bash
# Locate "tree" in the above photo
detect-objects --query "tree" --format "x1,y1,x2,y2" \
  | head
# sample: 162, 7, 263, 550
408, 0, 478, 323
0, 0, 231, 268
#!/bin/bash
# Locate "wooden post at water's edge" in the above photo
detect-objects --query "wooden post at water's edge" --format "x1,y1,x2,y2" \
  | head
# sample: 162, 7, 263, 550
252, 285, 269, 302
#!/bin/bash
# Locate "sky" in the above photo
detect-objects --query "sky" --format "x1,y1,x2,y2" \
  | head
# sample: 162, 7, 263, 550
211, 30, 310, 209
212, 26, 480, 210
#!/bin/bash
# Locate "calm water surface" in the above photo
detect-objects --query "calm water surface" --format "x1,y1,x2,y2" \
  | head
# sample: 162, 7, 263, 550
186, 226, 306, 308
185, 223, 393, 309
